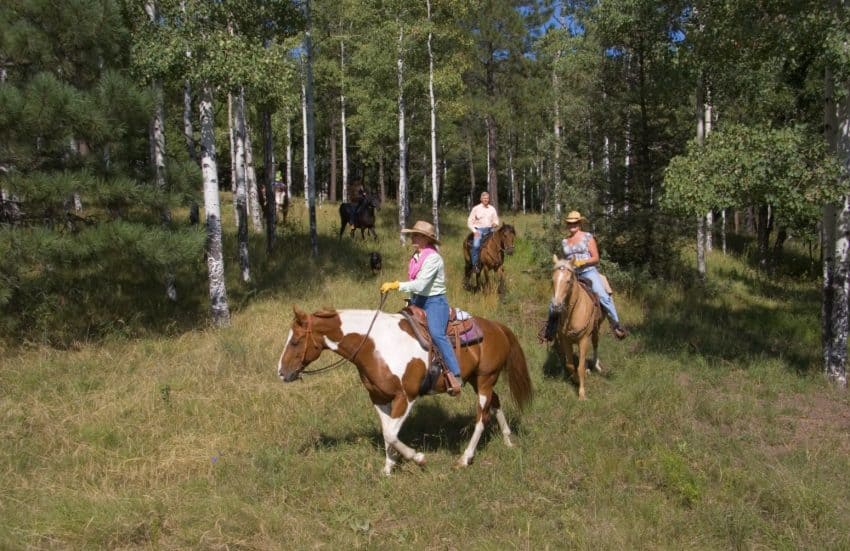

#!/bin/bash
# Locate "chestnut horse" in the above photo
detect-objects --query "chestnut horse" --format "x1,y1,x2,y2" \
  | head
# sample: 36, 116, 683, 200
550, 255, 604, 400
277, 306, 532, 475
463, 224, 517, 296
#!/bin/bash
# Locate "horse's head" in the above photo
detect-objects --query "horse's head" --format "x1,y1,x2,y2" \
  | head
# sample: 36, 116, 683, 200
499, 224, 517, 255
277, 306, 327, 382
366, 191, 381, 210
551, 255, 577, 313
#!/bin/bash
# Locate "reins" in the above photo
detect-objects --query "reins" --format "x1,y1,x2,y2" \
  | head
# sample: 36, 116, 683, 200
301, 293, 388, 375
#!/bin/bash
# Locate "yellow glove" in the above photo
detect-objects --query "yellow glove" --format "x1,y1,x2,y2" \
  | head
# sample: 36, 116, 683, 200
380, 281, 400, 294
574, 259, 587, 268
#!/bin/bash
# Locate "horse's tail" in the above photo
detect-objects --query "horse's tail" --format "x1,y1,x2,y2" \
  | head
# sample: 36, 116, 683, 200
500, 323, 532, 411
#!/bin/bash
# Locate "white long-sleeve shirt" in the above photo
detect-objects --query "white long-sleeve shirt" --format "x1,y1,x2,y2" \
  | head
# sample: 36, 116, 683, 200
399, 252, 446, 297
467, 204, 500, 233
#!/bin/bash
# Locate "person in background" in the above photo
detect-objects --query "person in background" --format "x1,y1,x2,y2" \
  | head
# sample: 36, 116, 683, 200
467, 191, 500, 273
539, 210, 628, 342
380, 220, 463, 396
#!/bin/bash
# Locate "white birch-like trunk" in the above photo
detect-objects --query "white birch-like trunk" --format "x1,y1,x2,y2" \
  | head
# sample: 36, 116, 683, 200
397, 20, 409, 244
199, 86, 231, 327
183, 80, 195, 161
341, 41, 349, 203
552, 56, 562, 214
234, 89, 251, 282
704, 92, 713, 252
286, 118, 293, 202
378, 150, 386, 204
427, 0, 440, 238
301, 3, 318, 256
695, 72, 707, 278
823, 53, 849, 388
228, 92, 238, 222
241, 92, 263, 232
261, 109, 276, 253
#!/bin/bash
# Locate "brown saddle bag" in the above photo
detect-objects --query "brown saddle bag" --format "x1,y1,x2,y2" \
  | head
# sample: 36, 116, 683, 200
400, 305, 484, 352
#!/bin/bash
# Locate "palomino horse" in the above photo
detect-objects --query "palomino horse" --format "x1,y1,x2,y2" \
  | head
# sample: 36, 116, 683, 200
277, 306, 532, 475
550, 255, 604, 400
463, 224, 517, 296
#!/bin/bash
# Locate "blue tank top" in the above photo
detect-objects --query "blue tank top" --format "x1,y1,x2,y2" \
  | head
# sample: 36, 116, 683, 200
562, 233, 593, 273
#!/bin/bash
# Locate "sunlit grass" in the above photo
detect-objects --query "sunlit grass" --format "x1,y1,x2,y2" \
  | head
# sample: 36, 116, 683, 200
2, 199, 849, 548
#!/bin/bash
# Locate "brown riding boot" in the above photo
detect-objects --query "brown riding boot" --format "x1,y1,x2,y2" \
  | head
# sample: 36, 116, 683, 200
445, 371, 462, 396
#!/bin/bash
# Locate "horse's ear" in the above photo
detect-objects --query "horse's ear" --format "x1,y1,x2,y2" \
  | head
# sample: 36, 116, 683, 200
552, 254, 559, 265
292, 305, 309, 325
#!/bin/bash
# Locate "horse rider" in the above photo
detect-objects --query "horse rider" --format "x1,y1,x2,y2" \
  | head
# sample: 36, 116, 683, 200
539, 210, 629, 342
467, 191, 500, 273
350, 185, 368, 226
380, 220, 463, 396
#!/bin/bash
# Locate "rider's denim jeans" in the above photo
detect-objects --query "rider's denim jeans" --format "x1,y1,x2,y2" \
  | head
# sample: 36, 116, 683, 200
410, 293, 462, 376
471, 226, 493, 267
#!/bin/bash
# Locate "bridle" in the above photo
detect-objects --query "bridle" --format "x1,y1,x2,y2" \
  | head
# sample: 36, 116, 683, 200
299, 293, 388, 375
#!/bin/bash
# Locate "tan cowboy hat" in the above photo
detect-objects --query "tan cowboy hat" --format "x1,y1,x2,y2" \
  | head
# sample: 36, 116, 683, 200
564, 210, 587, 224
401, 220, 440, 245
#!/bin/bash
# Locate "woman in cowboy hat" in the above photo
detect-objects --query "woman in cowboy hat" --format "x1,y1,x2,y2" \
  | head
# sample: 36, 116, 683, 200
539, 210, 628, 341
380, 220, 463, 396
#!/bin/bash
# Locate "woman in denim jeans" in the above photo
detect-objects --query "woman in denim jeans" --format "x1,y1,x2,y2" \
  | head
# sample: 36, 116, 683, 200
380, 220, 463, 396
539, 210, 628, 342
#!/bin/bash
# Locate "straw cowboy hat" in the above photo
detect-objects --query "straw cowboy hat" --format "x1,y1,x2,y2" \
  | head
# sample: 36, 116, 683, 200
401, 220, 440, 245
564, 210, 588, 224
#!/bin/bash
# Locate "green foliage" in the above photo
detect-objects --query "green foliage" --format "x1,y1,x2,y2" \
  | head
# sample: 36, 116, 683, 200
662, 124, 844, 235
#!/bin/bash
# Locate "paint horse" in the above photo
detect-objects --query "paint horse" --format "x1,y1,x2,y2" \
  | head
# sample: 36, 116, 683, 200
550, 255, 604, 400
339, 190, 380, 240
277, 306, 532, 475
463, 224, 517, 297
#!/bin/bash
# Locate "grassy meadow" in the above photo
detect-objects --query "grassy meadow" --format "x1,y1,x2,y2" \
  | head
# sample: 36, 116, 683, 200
2, 198, 850, 549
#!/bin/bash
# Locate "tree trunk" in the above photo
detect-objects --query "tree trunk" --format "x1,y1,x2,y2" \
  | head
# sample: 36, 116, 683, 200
329, 117, 337, 202
552, 58, 562, 214
199, 85, 231, 327
378, 150, 386, 204
228, 92, 238, 222
509, 132, 519, 212
426, 0, 440, 238
241, 93, 263, 233
261, 109, 276, 253
397, 20, 409, 244
341, 41, 349, 204
696, 70, 707, 278
301, 3, 318, 257
183, 80, 196, 162
823, 47, 849, 388
286, 118, 293, 202
467, 136, 476, 208
234, 88, 251, 282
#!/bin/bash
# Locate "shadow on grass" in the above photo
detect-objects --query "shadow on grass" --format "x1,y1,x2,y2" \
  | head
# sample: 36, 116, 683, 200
631, 237, 821, 374
303, 396, 524, 459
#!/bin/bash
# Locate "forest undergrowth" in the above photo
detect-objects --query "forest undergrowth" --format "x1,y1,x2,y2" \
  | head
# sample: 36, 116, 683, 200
1, 199, 849, 549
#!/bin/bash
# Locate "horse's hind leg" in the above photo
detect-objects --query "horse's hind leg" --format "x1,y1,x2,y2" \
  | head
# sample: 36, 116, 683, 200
590, 329, 603, 373
489, 392, 514, 448
374, 400, 425, 476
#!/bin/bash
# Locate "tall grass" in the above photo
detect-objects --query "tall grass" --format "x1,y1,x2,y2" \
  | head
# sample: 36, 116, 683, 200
2, 199, 848, 549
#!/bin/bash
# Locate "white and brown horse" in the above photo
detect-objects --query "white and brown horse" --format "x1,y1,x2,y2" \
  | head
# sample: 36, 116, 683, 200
551, 255, 604, 400
277, 306, 532, 475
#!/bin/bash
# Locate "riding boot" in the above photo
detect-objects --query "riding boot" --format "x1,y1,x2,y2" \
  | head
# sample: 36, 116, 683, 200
537, 310, 559, 344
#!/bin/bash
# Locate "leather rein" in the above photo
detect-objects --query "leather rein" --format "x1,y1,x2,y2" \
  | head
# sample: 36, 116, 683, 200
300, 293, 388, 375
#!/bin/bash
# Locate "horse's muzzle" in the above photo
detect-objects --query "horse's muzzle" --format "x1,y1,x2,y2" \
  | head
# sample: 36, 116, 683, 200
280, 370, 303, 383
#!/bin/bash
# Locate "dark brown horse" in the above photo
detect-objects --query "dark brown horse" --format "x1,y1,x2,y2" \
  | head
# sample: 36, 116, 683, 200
339, 191, 380, 240
277, 306, 532, 475
463, 224, 517, 296
550, 256, 604, 400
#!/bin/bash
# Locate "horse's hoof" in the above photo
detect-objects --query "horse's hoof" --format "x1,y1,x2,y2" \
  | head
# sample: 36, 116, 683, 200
503, 434, 514, 448
413, 452, 426, 466
455, 457, 472, 468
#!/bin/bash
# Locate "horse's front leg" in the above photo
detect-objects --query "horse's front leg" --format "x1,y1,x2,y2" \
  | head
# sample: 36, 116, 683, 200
459, 389, 492, 467
591, 328, 603, 373
497, 265, 506, 298
374, 398, 424, 476
576, 336, 590, 400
